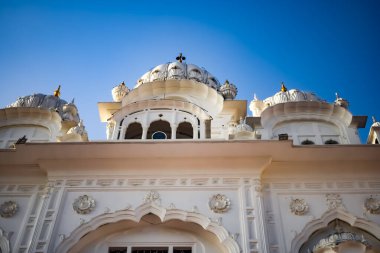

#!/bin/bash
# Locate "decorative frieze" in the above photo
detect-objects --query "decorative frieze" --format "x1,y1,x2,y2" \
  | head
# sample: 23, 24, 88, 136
289, 198, 309, 216
0, 201, 18, 218
73, 195, 96, 214
209, 194, 231, 213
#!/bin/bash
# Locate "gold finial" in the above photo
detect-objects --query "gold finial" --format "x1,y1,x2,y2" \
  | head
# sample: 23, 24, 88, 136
280, 82, 287, 92
176, 53, 186, 63
54, 85, 61, 97
372, 116, 377, 123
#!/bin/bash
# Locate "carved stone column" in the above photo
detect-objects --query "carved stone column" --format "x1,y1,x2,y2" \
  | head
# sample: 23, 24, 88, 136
252, 178, 269, 253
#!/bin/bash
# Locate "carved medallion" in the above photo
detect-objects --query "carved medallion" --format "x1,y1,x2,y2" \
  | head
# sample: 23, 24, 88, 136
364, 196, 380, 214
290, 198, 309, 215
0, 201, 18, 218
209, 194, 231, 213
73, 195, 96, 214
326, 193, 344, 210
143, 190, 160, 204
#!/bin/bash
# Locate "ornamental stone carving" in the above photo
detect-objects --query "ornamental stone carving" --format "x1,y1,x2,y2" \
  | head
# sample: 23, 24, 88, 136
0, 201, 18, 218
209, 194, 231, 213
289, 198, 309, 215
73, 195, 96, 214
364, 196, 380, 214
143, 190, 160, 204
326, 193, 344, 210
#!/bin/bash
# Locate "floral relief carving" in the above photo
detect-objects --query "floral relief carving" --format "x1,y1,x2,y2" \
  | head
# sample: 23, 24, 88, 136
364, 196, 380, 214
290, 198, 309, 215
0, 201, 18, 218
209, 194, 231, 213
73, 195, 96, 214
143, 190, 160, 204
326, 193, 344, 210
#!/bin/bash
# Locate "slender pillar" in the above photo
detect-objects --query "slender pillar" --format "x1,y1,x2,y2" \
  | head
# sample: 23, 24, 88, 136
252, 178, 270, 253
193, 123, 198, 139
171, 124, 177, 139
200, 119, 205, 139
142, 126, 148, 139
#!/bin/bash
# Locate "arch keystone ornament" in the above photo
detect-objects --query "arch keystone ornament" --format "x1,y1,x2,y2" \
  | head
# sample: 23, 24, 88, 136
56, 202, 240, 253
290, 198, 309, 216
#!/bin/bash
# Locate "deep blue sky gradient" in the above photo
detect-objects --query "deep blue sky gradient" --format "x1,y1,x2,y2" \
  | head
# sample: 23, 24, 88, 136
1, 0, 379, 141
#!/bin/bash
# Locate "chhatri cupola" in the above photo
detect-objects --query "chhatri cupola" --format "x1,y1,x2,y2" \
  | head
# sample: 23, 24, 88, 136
0, 86, 88, 148
98, 54, 243, 141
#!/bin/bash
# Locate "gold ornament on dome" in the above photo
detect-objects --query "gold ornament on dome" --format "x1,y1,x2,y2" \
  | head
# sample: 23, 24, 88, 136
73, 195, 96, 214
290, 198, 309, 216
364, 196, 380, 214
209, 194, 231, 213
0, 200, 18, 218
54, 85, 61, 97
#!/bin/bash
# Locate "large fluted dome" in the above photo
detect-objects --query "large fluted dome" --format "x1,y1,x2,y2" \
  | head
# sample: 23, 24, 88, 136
135, 61, 220, 90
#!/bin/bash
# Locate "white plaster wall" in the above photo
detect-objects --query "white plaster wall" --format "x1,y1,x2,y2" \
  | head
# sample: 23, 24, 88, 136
0, 125, 50, 148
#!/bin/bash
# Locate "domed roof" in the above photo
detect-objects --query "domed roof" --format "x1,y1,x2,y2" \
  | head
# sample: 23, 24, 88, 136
135, 57, 220, 90
7, 93, 68, 111
263, 83, 322, 107
6, 86, 81, 123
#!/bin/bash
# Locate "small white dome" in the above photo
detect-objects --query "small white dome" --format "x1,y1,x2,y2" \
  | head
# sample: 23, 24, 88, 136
112, 82, 129, 102
263, 88, 322, 107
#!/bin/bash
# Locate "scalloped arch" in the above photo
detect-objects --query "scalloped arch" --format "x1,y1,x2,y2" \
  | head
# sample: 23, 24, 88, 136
291, 208, 380, 252
56, 202, 240, 253
0, 228, 10, 253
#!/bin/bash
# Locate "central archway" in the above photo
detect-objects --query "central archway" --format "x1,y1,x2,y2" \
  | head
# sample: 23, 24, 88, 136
56, 203, 240, 253
291, 209, 380, 253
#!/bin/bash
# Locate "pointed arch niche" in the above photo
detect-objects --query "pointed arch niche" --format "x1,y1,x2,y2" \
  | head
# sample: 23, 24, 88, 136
291, 209, 380, 253
125, 122, 143, 139
176, 122, 193, 139
56, 202, 240, 253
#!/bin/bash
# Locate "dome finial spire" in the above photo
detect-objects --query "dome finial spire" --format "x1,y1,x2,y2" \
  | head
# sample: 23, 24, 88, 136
54, 85, 61, 97
176, 53, 186, 63
372, 116, 377, 123
280, 82, 287, 92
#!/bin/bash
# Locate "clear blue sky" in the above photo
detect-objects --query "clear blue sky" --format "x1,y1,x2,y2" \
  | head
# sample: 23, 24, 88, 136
1, 0, 379, 142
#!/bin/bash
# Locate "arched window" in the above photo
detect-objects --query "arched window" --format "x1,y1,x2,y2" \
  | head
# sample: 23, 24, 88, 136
301, 139, 314, 145
125, 122, 143, 139
147, 121, 171, 139
325, 139, 339, 144
176, 122, 193, 139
